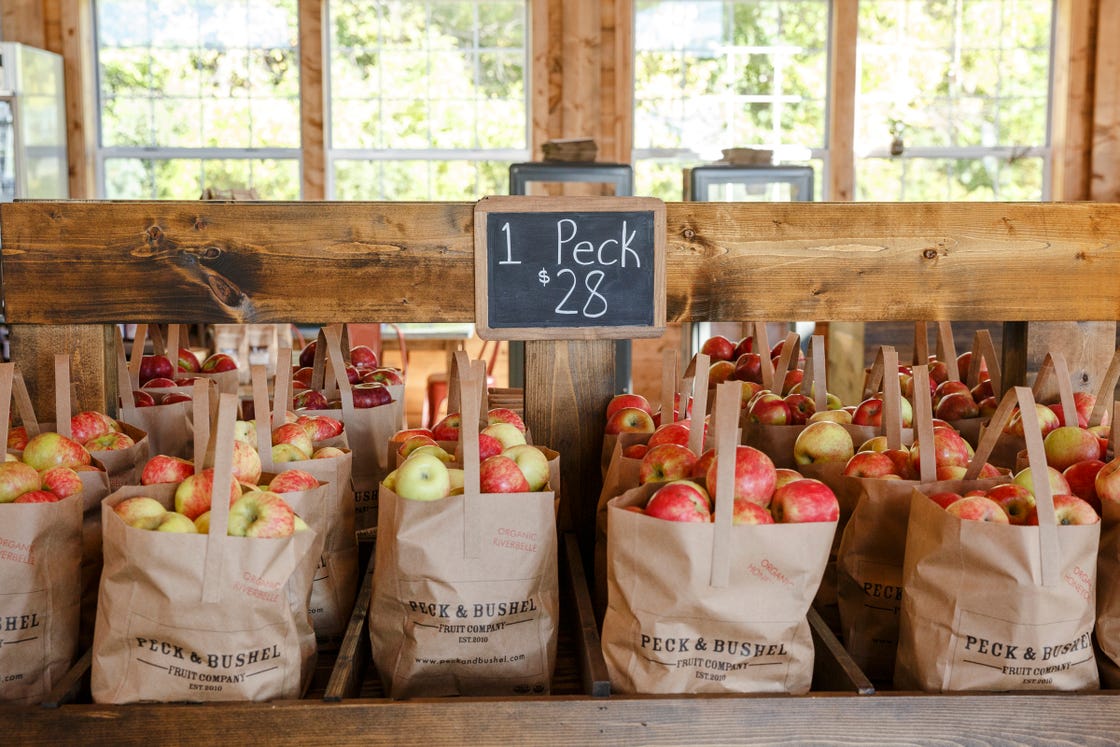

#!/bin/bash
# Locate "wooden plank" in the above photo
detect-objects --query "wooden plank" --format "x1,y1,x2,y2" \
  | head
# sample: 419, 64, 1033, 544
1051, 0, 1097, 201
807, 607, 874, 695
11, 201, 1120, 325
41, 647, 91, 708
1002, 322, 1030, 389
0, 0, 46, 48
299, 0, 326, 201
1026, 321, 1118, 394
56, 0, 97, 199
562, 533, 610, 697
524, 339, 613, 536
1092, 0, 1120, 199
323, 547, 375, 701
7, 692, 1120, 744
827, 0, 857, 201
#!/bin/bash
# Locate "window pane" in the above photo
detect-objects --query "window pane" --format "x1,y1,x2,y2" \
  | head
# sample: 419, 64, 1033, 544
634, 0, 829, 158
95, 0, 300, 149
328, 0, 529, 197
856, 156, 1044, 201
103, 157, 299, 199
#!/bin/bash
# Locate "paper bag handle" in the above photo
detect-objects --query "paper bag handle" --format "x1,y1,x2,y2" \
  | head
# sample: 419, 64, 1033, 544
709, 380, 741, 589
799, 335, 826, 412
660, 349, 678, 424
687, 353, 710, 456
881, 348, 904, 450
202, 392, 240, 604
459, 362, 484, 560
11, 370, 39, 438
114, 330, 139, 422
912, 322, 929, 366
863, 345, 888, 402
53, 354, 73, 439
1032, 352, 1077, 427
967, 329, 1002, 395
322, 325, 358, 422
251, 364, 276, 474
1089, 349, 1120, 427
911, 365, 937, 483
936, 321, 960, 382
771, 331, 800, 394
754, 322, 775, 392
273, 347, 293, 431
0, 364, 13, 453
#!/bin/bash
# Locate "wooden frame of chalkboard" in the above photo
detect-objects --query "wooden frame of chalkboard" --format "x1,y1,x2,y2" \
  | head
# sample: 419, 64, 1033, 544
474, 195, 667, 340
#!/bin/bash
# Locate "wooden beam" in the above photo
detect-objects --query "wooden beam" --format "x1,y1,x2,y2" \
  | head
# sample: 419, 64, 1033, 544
299, 0, 326, 200
1092, 0, 1120, 199
530, 0, 551, 159
7, 324, 116, 419
598, 0, 633, 164
8, 202, 1120, 325
55, 0, 96, 198
0, 0, 46, 48
827, 0, 858, 201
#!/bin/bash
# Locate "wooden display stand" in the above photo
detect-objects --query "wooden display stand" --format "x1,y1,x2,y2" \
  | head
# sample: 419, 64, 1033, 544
3, 200, 1120, 743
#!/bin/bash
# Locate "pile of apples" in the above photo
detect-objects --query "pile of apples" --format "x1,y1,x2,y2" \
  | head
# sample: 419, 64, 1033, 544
926, 463, 1099, 526
132, 347, 237, 407
839, 420, 1002, 481
0, 431, 89, 504
290, 341, 403, 411
630, 443, 838, 525
699, 334, 805, 394
267, 413, 347, 463
9, 410, 137, 455
383, 408, 549, 500
124, 444, 320, 536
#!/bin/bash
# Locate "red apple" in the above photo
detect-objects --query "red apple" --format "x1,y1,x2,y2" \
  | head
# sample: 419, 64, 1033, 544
622, 443, 649, 460
398, 434, 439, 459
1095, 457, 1120, 506
850, 396, 884, 427
40, 466, 83, 499
298, 341, 318, 369
349, 344, 379, 369
0, 461, 41, 502
478, 432, 504, 461
707, 360, 736, 386
935, 391, 981, 421
84, 431, 136, 452
732, 498, 774, 525
351, 381, 392, 408
945, 495, 1010, 523
644, 479, 711, 522
70, 410, 117, 445
927, 491, 963, 509
647, 421, 691, 448
141, 455, 195, 485
1045, 493, 1100, 525
227, 491, 296, 538
272, 422, 314, 460
1012, 465, 1071, 498
132, 391, 157, 407
985, 483, 1036, 524
748, 396, 791, 425
732, 336, 753, 359
705, 444, 777, 508
159, 392, 193, 405
231, 439, 263, 485
933, 380, 971, 406
432, 412, 463, 441
774, 467, 805, 490
173, 467, 242, 521
268, 469, 320, 493
293, 389, 330, 411
638, 443, 698, 485
770, 478, 839, 523
362, 367, 405, 386
908, 428, 971, 474
841, 450, 899, 479
782, 393, 815, 425
606, 393, 654, 421
479, 454, 531, 493
297, 414, 344, 441
139, 354, 174, 384
21, 432, 92, 471
177, 347, 202, 373
293, 366, 315, 387
1043, 425, 1104, 471
201, 352, 238, 373
732, 352, 764, 385
487, 407, 527, 433
1064, 458, 1105, 513
7, 426, 28, 450
699, 334, 737, 362
1005, 403, 1061, 438
970, 379, 995, 404
141, 377, 178, 389
780, 368, 804, 396
13, 489, 61, 504
691, 448, 716, 480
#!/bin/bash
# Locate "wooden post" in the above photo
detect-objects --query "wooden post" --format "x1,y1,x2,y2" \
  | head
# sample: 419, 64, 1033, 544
7, 324, 116, 420
524, 339, 614, 540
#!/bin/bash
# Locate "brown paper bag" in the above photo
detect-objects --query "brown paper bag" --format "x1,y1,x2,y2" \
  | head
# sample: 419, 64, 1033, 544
6, 366, 113, 651
370, 365, 559, 698
311, 325, 404, 531
91, 392, 322, 704
602, 381, 836, 694
895, 386, 1100, 692
252, 362, 357, 650
118, 325, 195, 459
1093, 401, 1120, 686
837, 358, 1006, 684
0, 363, 83, 705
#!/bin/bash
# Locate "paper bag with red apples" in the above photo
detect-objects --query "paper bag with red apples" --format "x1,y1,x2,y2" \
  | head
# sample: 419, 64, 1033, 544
91, 392, 322, 704
0, 363, 83, 704
1092, 401, 1120, 686
601, 381, 837, 694
593, 354, 711, 618
251, 363, 356, 650
837, 355, 1006, 684
894, 386, 1100, 692
369, 366, 558, 698
117, 324, 195, 459
302, 324, 404, 531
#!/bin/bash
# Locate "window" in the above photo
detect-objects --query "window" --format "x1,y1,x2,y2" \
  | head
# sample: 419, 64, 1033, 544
328, 0, 529, 199
855, 0, 1054, 200
94, 0, 302, 199
632, 0, 830, 200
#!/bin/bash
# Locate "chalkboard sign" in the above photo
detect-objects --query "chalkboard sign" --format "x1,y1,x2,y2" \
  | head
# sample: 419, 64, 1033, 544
474, 196, 666, 340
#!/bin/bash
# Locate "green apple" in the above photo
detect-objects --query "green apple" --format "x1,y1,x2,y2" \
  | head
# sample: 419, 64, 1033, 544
114, 496, 168, 530
480, 422, 527, 450
394, 452, 451, 501
156, 511, 198, 533
503, 443, 550, 491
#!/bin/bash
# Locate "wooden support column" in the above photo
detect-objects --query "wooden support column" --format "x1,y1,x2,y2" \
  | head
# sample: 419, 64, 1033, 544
8, 324, 116, 420
524, 339, 614, 540
299, 0, 326, 200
